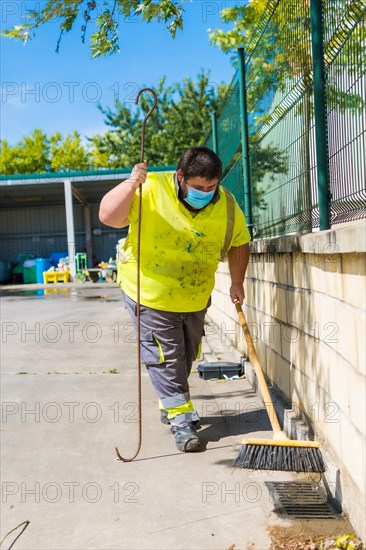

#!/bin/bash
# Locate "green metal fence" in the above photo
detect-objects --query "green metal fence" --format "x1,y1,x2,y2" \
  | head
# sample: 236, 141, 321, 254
324, 0, 366, 224
215, 72, 241, 172
205, 0, 366, 238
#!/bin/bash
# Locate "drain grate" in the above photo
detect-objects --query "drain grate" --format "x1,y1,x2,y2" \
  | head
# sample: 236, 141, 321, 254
265, 482, 340, 519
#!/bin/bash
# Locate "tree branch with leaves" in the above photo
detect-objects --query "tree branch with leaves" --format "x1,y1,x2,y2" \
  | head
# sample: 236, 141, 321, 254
1, 0, 185, 57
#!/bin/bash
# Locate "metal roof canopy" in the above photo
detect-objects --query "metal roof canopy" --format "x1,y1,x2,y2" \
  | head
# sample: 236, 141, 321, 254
0, 166, 175, 208
0, 166, 175, 276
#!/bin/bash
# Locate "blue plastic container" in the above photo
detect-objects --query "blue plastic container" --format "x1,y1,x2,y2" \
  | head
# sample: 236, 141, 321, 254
49, 252, 68, 267
35, 258, 51, 283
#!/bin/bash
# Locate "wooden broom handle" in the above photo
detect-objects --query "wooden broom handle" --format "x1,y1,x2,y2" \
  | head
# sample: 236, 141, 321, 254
235, 302, 282, 434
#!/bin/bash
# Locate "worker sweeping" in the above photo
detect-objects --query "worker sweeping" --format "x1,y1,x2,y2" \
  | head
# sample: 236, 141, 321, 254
99, 146, 251, 452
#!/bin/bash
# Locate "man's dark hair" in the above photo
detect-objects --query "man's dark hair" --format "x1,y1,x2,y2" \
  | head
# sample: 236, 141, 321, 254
177, 147, 222, 181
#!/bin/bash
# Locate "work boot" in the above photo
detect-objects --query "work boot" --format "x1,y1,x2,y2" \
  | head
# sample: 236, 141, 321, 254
171, 422, 201, 452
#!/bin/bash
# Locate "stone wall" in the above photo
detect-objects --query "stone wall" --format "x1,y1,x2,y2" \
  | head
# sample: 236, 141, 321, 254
207, 222, 366, 540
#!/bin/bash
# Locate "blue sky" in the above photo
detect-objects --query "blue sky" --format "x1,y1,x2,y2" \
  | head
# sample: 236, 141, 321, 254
1, 1, 238, 145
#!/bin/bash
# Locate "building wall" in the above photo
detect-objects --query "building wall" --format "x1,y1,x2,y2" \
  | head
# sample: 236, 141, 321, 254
0, 204, 125, 266
208, 222, 366, 540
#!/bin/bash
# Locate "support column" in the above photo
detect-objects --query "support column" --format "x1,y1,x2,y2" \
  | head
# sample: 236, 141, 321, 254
237, 47, 253, 238
310, 0, 331, 230
64, 178, 76, 279
84, 206, 93, 268
211, 112, 218, 155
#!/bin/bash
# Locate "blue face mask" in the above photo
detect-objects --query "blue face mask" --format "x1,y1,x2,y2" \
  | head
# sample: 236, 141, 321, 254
184, 186, 215, 209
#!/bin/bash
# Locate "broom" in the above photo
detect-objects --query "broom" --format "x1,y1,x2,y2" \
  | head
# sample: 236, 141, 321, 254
234, 302, 326, 473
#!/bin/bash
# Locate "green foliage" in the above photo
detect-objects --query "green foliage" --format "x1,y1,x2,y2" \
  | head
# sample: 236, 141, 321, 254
87, 71, 220, 166
250, 144, 288, 209
0, 140, 15, 175
0, 130, 49, 174
1, 0, 185, 58
210, 1, 313, 113
209, 0, 366, 118
1, 23, 33, 45
0, 130, 90, 175
91, 9, 119, 58
134, 0, 183, 37
208, 2, 268, 56
50, 131, 90, 171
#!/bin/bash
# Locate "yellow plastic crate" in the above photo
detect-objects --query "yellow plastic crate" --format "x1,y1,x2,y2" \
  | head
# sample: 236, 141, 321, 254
43, 270, 70, 284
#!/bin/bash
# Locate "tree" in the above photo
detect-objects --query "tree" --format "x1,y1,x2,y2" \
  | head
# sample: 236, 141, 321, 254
0, 130, 90, 175
88, 71, 220, 167
0, 129, 49, 174
0, 140, 17, 175
1, 0, 185, 58
50, 131, 90, 171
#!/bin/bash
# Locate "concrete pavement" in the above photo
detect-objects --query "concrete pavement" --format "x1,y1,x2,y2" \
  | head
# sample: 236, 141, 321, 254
0, 284, 352, 549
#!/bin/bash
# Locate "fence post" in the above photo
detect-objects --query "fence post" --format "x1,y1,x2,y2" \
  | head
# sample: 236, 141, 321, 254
237, 47, 253, 237
211, 112, 218, 155
310, 0, 331, 230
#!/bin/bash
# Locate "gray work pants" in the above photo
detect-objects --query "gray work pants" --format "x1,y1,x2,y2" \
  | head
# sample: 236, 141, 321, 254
123, 292, 208, 425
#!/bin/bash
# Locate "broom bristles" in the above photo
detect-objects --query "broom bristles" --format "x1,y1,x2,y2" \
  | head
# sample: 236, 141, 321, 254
235, 441, 326, 473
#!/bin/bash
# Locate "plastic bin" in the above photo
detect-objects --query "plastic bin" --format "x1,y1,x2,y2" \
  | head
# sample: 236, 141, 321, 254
197, 362, 243, 380
35, 258, 51, 283
23, 260, 37, 284
49, 252, 68, 267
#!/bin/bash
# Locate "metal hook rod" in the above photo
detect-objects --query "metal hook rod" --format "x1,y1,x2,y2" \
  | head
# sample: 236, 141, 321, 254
115, 87, 158, 463
135, 88, 158, 163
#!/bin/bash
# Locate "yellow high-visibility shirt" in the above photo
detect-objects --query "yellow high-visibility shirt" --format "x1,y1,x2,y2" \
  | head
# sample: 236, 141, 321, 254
119, 171, 250, 312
